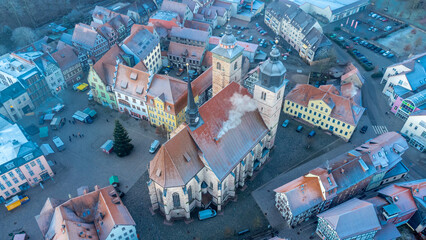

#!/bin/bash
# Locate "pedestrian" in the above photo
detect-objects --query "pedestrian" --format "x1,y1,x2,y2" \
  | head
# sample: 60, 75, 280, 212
72, 133, 75, 137
106, 119, 109, 122
78, 133, 81, 138
69, 120, 71, 124
82, 133, 84, 137
69, 136, 72, 142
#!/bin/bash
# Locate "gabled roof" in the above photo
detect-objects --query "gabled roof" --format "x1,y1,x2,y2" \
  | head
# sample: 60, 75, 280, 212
285, 84, 364, 125
161, 0, 189, 20
274, 175, 325, 216
168, 41, 205, 61
0, 82, 27, 104
36, 185, 136, 240
318, 198, 381, 239
379, 184, 419, 215
72, 23, 102, 49
149, 126, 204, 187
123, 27, 159, 60
93, 44, 125, 85
170, 27, 209, 43
147, 74, 187, 106
51, 45, 80, 70
114, 64, 150, 99
184, 20, 211, 32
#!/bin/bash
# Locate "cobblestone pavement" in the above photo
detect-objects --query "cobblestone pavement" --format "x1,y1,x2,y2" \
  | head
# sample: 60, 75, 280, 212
0, 88, 166, 239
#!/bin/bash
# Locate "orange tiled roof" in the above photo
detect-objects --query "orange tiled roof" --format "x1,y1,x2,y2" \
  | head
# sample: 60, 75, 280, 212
285, 84, 365, 125
114, 64, 150, 99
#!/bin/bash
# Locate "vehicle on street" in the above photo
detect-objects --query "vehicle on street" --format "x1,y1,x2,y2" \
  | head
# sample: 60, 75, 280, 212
360, 125, 368, 134
83, 107, 97, 119
72, 110, 93, 123
233, 25, 238, 29
387, 53, 394, 58
5, 195, 30, 211
261, 31, 267, 36
198, 208, 217, 220
237, 30, 241, 34
383, 51, 390, 56
283, 55, 287, 60
39, 115, 45, 125
149, 140, 160, 153
109, 175, 120, 188
308, 130, 316, 137
282, 119, 289, 127
53, 136, 65, 151
73, 82, 82, 90
77, 83, 88, 91
296, 125, 303, 132
50, 117, 65, 130
240, 34, 245, 38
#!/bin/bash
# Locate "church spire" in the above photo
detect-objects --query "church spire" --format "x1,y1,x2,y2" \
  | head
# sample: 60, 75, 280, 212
185, 63, 202, 129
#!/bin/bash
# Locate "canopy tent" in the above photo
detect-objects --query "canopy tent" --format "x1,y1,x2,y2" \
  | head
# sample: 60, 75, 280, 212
40, 144, 55, 155
44, 113, 55, 121
39, 127, 49, 138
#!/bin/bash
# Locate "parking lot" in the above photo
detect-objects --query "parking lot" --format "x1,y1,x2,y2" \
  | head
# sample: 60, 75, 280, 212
0, 88, 166, 239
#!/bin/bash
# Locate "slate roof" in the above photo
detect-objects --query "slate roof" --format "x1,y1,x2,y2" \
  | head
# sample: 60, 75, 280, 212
123, 27, 159, 60
286, 84, 364, 125
170, 27, 209, 43
318, 198, 381, 239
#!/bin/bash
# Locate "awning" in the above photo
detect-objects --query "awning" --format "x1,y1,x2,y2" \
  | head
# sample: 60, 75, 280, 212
40, 144, 55, 155
101, 140, 114, 152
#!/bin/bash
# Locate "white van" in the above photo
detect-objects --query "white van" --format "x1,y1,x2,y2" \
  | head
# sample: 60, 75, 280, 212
149, 140, 160, 154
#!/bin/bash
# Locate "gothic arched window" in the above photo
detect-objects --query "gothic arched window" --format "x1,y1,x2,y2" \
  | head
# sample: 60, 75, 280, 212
188, 186, 193, 202
158, 190, 163, 204
234, 62, 238, 70
217, 62, 221, 70
173, 193, 180, 208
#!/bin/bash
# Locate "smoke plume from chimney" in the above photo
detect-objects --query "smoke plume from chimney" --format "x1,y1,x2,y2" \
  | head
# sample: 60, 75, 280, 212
217, 92, 257, 139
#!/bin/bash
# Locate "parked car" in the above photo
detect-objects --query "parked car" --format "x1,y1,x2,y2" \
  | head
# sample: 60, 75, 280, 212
261, 31, 267, 36
308, 130, 316, 137
337, 36, 344, 41
387, 53, 394, 58
282, 119, 289, 127
296, 125, 303, 132
360, 125, 368, 134
198, 209, 217, 220
330, 33, 337, 38
237, 30, 241, 34
233, 25, 238, 29
149, 140, 160, 153
383, 51, 390, 56
240, 34, 245, 38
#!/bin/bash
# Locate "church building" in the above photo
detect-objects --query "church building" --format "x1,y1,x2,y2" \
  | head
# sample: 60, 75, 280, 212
147, 26, 288, 221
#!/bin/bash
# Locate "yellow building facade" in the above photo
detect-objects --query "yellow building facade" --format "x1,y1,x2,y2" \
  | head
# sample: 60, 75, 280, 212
284, 84, 364, 141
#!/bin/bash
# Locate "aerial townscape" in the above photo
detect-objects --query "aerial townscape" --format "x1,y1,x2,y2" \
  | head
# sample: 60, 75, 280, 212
0, 0, 425, 239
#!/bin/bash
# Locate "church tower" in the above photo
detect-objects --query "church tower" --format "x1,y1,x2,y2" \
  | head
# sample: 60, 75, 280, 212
253, 43, 287, 148
211, 25, 244, 96
185, 68, 203, 130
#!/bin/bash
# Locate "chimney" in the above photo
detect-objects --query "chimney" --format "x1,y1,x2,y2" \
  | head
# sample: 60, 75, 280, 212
94, 185, 100, 191
83, 189, 88, 195
340, 168, 345, 174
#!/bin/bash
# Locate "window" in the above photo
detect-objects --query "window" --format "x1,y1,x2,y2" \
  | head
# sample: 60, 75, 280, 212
210, 182, 213, 190
158, 190, 163, 204
6, 181, 11, 187
172, 193, 180, 208
29, 170, 34, 176
33, 177, 38, 182
5, 191, 10, 197
30, 162, 36, 167
216, 62, 221, 69
11, 188, 16, 193
261, 92, 266, 100
409, 123, 413, 127
0, 184, 4, 190
234, 62, 238, 70
277, 91, 281, 99
188, 186, 193, 202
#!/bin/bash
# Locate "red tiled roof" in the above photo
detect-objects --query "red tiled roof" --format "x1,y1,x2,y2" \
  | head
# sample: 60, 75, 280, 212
51, 45, 80, 71
114, 64, 150, 99
168, 41, 206, 62
378, 184, 418, 215
149, 126, 204, 187
285, 84, 365, 125
202, 50, 212, 66
72, 23, 100, 48
190, 82, 268, 180
184, 20, 211, 32
161, 0, 189, 20
93, 44, 124, 85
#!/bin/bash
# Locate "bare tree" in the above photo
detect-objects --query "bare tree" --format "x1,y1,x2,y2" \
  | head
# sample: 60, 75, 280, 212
414, 37, 422, 49
11, 27, 37, 47
0, 45, 8, 55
